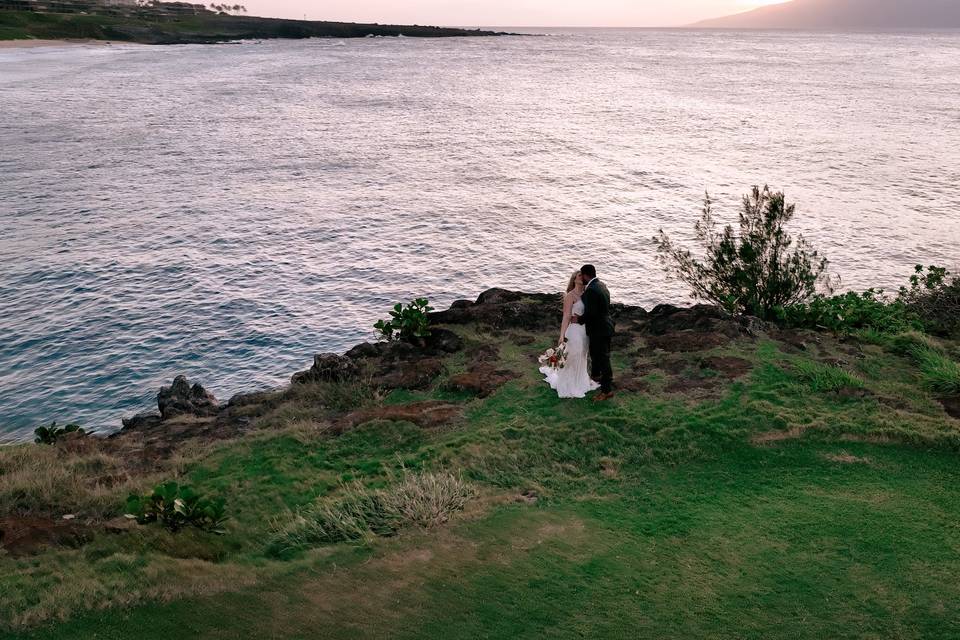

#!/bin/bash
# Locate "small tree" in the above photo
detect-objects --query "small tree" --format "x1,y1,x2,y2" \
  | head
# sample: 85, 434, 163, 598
655, 185, 833, 319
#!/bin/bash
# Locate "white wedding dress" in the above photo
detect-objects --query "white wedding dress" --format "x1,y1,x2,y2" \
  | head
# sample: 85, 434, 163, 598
540, 299, 600, 399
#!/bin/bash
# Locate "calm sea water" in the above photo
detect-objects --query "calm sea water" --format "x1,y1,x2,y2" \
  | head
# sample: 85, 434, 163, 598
2, 29, 959, 442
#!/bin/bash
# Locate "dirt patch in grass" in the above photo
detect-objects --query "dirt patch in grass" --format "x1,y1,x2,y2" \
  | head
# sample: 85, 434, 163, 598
699, 356, 752, 379
447, 364, 518, 398
336, 401, 463, 432
751, 426, 811, 445
665, 376, 722, 394
647, 331, 732, 353
0, 515, 93, 556
822, 452, 872, 465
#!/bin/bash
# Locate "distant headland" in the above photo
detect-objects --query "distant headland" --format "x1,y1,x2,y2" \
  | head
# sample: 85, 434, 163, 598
692, 0, 960, 29
0, 2, 514, 45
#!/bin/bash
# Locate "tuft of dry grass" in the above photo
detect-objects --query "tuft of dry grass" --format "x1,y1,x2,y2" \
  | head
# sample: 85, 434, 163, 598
0, 444, 165, 520
252, 379, 381, 429
268, 470, 475, 554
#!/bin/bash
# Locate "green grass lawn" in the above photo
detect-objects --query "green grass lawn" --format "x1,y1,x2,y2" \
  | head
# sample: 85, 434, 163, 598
2, 320, 959, 638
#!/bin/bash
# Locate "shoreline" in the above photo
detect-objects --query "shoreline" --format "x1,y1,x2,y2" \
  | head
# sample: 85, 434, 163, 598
0, 38, 120, 49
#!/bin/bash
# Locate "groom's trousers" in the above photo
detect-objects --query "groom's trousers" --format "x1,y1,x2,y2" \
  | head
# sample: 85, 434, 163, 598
589, 334, 613, 394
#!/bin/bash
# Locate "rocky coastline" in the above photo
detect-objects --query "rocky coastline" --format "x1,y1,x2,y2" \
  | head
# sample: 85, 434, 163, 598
0, 11, 516, 45
59, 289, 781, 456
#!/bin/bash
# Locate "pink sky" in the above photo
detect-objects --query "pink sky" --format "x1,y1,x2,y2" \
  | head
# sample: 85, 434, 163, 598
239, 0, 787, 27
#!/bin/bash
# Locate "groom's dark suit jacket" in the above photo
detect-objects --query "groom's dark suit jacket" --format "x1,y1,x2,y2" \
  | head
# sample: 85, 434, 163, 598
580, 279, 615, 337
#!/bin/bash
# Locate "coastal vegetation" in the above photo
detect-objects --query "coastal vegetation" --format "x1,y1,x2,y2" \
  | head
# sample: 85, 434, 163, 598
2, 286, 959, 636
1, 186, 959, 637
374, 298, 434, 342
655, 186, 833, 320
0, 8, 509, 44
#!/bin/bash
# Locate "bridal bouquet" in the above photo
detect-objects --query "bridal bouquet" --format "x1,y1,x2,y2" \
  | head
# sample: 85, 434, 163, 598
538, 343, 568, 370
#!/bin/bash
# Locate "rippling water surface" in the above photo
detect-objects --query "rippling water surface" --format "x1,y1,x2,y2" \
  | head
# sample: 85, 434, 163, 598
2, 29, 959, 441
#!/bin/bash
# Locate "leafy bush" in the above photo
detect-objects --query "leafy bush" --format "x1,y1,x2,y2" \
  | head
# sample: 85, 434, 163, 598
655, 186, 832, 319
777, 289, 920, 335
126, 482, 228, 534
33, 421, 85, 445
793, 360, 864, 393
898, 265, 960, 338
268, 470, 474, 554
374, 298, 433, 342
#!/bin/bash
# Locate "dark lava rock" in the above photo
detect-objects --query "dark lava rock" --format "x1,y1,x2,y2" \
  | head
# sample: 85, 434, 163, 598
378, 358, 444, 390
291, 353, 360, 385
121, 411, 163, 431
422, 328, 465, 354
336, 401, 462, 433
939, 396, 960, 420
644, 304, 768, 341
430, 288, 562, 332
157, 375, 218, 420
0, 516, 92, 556
344, 342, 382, 359
647, 330, 732, 353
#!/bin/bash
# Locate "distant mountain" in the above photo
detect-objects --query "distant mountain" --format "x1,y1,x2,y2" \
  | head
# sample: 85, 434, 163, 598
692, 0, 960, 29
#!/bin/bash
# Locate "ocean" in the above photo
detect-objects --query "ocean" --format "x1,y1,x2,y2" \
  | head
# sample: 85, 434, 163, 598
1, 29, 959, 441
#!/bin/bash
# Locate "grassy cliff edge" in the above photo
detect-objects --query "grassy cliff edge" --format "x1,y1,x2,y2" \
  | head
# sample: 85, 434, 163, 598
1, 289, 959, 638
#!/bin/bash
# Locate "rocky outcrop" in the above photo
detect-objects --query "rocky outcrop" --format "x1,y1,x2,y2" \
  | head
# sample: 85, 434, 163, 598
941, 396, 960, 420
430, 289, 562, 332
291, 354, 359, 385
157, 375, 219, 420
341, 329, 464, 391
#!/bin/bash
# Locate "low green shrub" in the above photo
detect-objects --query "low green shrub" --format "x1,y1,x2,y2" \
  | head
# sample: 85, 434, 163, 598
777, 289, 919, 335
899, 265, 960, 338
268, 470, 474, 554
33, 422, 85, 445
374, 298, 433, 342
126, 482, 228, 534
793, 360, 864, 393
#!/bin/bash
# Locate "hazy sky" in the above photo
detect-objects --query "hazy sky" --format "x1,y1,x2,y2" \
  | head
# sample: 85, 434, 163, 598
240, 0, 787, 28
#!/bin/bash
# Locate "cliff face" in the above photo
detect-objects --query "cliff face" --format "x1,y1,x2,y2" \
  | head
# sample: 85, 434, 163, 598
692, 0, 960, 29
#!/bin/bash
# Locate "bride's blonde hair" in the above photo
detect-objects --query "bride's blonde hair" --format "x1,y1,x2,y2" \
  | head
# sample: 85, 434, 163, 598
566, 270, 581, 293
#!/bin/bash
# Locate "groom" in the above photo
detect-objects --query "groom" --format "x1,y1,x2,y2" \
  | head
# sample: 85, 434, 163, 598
571, 264, 615, 401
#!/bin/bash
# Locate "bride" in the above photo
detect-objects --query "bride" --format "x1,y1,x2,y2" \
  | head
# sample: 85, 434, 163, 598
539, 270, 600, 399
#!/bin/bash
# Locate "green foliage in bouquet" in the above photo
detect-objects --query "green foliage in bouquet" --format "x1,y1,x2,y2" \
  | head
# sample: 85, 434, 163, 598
33, 421, 85, 445
374, 298, 433, 342
126, 481, 228, 534
655, 186, 832, 320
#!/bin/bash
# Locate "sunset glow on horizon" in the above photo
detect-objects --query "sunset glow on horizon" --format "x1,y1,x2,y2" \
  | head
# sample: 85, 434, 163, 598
239, 0, 796, 28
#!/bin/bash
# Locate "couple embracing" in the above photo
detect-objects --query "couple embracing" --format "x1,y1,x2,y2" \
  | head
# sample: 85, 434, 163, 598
539, 264, 615, 401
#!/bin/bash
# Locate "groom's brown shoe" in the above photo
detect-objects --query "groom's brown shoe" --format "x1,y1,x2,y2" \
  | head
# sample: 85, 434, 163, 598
592, 392, 614, 402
